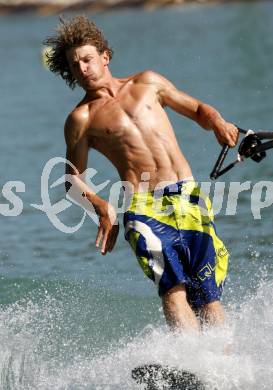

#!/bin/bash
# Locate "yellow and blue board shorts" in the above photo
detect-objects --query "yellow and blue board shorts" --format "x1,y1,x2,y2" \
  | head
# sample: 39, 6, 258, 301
123, 180, 229, 308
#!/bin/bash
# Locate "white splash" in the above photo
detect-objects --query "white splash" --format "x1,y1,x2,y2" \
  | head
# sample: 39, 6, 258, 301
0, 281, 273, 389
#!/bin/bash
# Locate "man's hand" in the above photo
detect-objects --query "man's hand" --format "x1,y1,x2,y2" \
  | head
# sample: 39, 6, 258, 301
213, 122, 239, 147
95, 201, 119, 255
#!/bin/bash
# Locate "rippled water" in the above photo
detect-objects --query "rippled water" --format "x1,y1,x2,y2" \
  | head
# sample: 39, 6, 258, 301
1, 2, 273, 389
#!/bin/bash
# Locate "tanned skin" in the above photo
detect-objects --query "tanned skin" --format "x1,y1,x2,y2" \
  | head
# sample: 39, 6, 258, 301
64, 44, 238, 330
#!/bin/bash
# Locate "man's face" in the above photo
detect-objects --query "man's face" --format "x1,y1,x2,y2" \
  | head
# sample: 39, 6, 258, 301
66, 45, 109, 90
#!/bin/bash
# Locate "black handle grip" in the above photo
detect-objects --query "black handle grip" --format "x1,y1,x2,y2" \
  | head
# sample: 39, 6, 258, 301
209, 127, 262, 180
237, 127, 248, 135
210, 144, 230, 180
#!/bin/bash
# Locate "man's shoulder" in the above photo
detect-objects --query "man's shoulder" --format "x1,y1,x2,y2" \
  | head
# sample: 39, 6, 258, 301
67, 103, 90, 124
64, 104, 90, 146
133, 70, 163, 84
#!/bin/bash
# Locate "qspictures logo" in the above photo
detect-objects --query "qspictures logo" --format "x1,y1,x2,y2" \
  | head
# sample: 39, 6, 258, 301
1, 157, 273, 233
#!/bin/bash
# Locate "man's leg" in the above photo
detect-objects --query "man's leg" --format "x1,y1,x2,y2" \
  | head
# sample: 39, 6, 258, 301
199, 300, 226, 327
162, 284, 199, 331
199, 301, 232, 354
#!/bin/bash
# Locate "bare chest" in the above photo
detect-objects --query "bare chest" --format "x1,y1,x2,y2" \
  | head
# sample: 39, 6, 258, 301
87, 86, 161, 144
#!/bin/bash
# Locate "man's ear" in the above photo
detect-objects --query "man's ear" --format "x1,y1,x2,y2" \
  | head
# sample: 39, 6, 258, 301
102, 50, 110, 66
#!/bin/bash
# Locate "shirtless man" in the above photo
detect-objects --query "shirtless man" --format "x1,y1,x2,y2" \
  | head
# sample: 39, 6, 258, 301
44, 16, 238, 331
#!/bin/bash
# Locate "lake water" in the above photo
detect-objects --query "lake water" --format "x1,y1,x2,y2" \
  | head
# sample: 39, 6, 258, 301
0, 2, 273, 389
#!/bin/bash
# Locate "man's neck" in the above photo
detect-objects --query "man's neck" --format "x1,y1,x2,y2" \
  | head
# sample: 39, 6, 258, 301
84, 71, 121, 100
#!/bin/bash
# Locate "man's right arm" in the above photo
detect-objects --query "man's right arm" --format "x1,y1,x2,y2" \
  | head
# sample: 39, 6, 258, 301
64, 109, 119, 255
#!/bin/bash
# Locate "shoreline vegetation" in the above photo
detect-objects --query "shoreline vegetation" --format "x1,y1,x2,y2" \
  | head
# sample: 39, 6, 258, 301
0, 0, 262, 15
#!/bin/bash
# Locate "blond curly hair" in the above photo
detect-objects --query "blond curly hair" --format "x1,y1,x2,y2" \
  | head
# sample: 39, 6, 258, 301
43, 16, 113, 89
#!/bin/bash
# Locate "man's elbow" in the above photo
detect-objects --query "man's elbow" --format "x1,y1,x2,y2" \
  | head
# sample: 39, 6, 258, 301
195, 102, 218, 130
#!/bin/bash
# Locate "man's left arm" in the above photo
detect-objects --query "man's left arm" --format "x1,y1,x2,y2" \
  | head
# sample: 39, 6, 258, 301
146, 71, 238, 147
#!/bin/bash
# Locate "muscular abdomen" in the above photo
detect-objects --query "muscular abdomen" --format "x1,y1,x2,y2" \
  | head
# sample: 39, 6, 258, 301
89, 84, 192, 190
